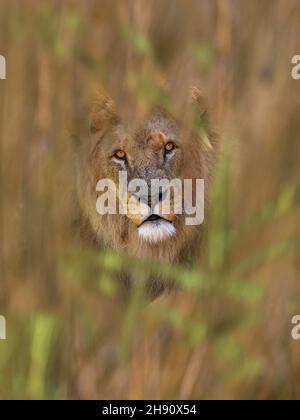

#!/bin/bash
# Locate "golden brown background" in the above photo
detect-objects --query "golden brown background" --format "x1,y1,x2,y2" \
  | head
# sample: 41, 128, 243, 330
0, 0, 300, 399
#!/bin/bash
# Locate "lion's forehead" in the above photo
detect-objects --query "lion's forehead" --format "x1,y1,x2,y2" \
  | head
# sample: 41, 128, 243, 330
145, 115, 179, 139
113, 115, 179, 146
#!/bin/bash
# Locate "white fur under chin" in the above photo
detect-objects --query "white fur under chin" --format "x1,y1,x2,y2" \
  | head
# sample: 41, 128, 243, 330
138, 220, 176, 244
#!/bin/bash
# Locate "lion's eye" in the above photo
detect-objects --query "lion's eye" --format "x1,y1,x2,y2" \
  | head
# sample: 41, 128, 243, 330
114, 150, 126, 160
165, 142, 175, 152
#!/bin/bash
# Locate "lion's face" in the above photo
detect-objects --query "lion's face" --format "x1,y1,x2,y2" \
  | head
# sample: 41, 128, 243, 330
76, 92, 213, 262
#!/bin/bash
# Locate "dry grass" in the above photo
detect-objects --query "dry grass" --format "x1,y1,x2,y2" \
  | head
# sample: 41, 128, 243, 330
0, 0, 300, 399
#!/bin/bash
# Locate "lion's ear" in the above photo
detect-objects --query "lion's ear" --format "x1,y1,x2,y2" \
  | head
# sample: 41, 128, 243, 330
191, 86, 208, 119
90, 90, 117, 134
190, 87, 210, 138
190, 86, 218, 152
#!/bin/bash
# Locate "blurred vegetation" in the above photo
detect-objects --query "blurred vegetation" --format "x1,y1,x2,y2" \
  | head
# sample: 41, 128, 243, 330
0, 0, 300, 400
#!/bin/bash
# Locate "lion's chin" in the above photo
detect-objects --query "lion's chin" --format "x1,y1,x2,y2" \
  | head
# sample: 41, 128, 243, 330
138, 219, 176, 244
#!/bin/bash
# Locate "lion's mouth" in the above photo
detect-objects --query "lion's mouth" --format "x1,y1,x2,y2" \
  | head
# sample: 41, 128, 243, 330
139, 214, 172, 226
137, 214, 175, 243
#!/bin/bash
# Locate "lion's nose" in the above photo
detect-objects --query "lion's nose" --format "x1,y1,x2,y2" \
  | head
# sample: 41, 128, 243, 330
131, 193, 151, 208
145, 192, 164, 208
132, 192, 163, 209
149, 192, 163, 208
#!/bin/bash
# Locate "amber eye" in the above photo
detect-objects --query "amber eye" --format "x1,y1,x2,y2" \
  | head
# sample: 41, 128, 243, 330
165, 142, 175, 152
114, 150, 126, 160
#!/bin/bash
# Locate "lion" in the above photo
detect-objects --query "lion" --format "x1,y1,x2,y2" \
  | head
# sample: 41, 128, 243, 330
74, 89, 218, 297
